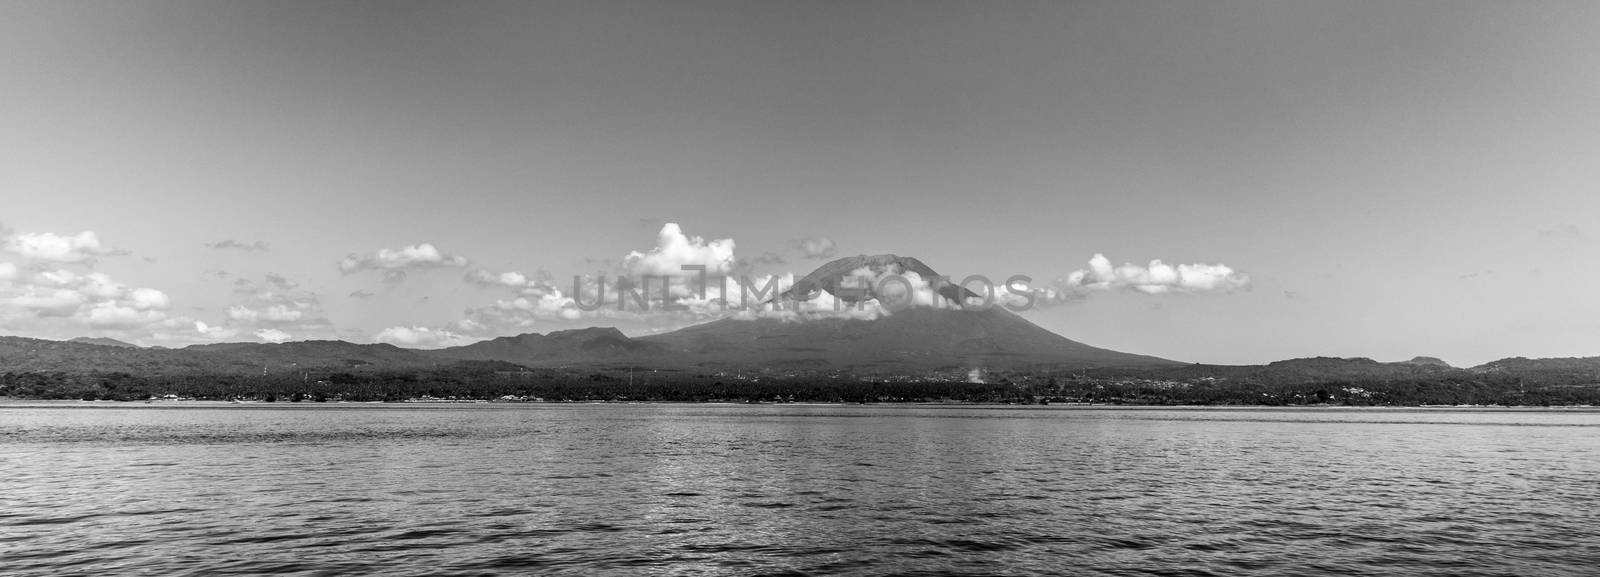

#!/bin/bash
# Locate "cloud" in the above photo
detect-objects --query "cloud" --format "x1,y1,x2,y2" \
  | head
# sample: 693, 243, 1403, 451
465, 268, 531, 288
262, 273, 297, 291
3, 230, 114, 263
255, 328, 292, 343
349, 289, 375, 299
374, 326, 471, 348
622, 223, 736, 276
792, 236, 838, 260
129, 288, 171, 310
448, 225, 862, 335
443, 225, 886, 337
339, 243, 470, 275
0, 267, 174, 330
206, 240, 269, 252
206, 273, 334, 340
231, 273, 319, 315
1009, 254, 1251, 306
194, 321, 237, 340
454, 271, 587, 335
227, 304, 303, 323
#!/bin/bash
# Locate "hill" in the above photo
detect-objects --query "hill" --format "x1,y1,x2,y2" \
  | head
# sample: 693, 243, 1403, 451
420, 327, 662, 367
69, 337, 140, 348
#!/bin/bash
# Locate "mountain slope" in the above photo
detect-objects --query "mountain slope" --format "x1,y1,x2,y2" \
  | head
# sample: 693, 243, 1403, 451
424, 327, 663, 367
635, 305, 1177, 370
181, 340, 435, 372
69, 337, 140, 348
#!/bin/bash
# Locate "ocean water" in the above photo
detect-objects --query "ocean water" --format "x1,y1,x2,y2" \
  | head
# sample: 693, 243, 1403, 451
2, 403, 1598, 576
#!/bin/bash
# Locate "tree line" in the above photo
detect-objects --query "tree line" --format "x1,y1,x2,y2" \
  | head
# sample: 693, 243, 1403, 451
4, 366, 1599, 405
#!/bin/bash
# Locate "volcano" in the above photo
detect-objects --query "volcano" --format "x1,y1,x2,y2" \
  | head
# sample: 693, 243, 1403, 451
780, 254, 982, 304
428, 254, 1178, 371
632, 305, 1174, 370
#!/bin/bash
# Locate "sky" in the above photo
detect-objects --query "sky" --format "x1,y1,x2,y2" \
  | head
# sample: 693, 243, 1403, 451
2, 0, 1598, 367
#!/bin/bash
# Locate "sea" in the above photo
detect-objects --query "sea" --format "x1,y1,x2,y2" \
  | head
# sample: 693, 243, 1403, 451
2, 402, 1597, 576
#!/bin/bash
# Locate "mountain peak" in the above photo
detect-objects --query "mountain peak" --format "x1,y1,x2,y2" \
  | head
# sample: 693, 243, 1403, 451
1399, 356, 1452, 368
781, 253, 979, 304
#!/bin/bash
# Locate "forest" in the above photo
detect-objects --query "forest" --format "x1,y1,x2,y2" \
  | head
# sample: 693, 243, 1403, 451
4, 363, 1599, 406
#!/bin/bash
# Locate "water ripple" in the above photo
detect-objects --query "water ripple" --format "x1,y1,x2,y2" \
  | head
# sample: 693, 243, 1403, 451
3, 404, 1599, 576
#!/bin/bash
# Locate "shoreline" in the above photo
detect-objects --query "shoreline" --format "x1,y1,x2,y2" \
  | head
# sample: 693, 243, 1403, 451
2, 397, 1595, 411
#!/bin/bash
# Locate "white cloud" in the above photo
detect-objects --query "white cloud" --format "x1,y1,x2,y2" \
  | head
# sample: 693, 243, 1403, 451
187, 273, 337, 344
194, 321, 238, 340
227, 304, 304, 323
1072, 253, 1250, 294
4, 230, 111, 263
443, 225, 886, 337
622, 223, 736, 276
255, 328, 292, 343
374, 326, 471, 348
339, 243, 470, 274
130, 288, 170, 310
0, 266, 176, 337
1011, 254, 1252, 306
0, 261, 16, 281
465, 268, 531, 288
229, 274, 323, 320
